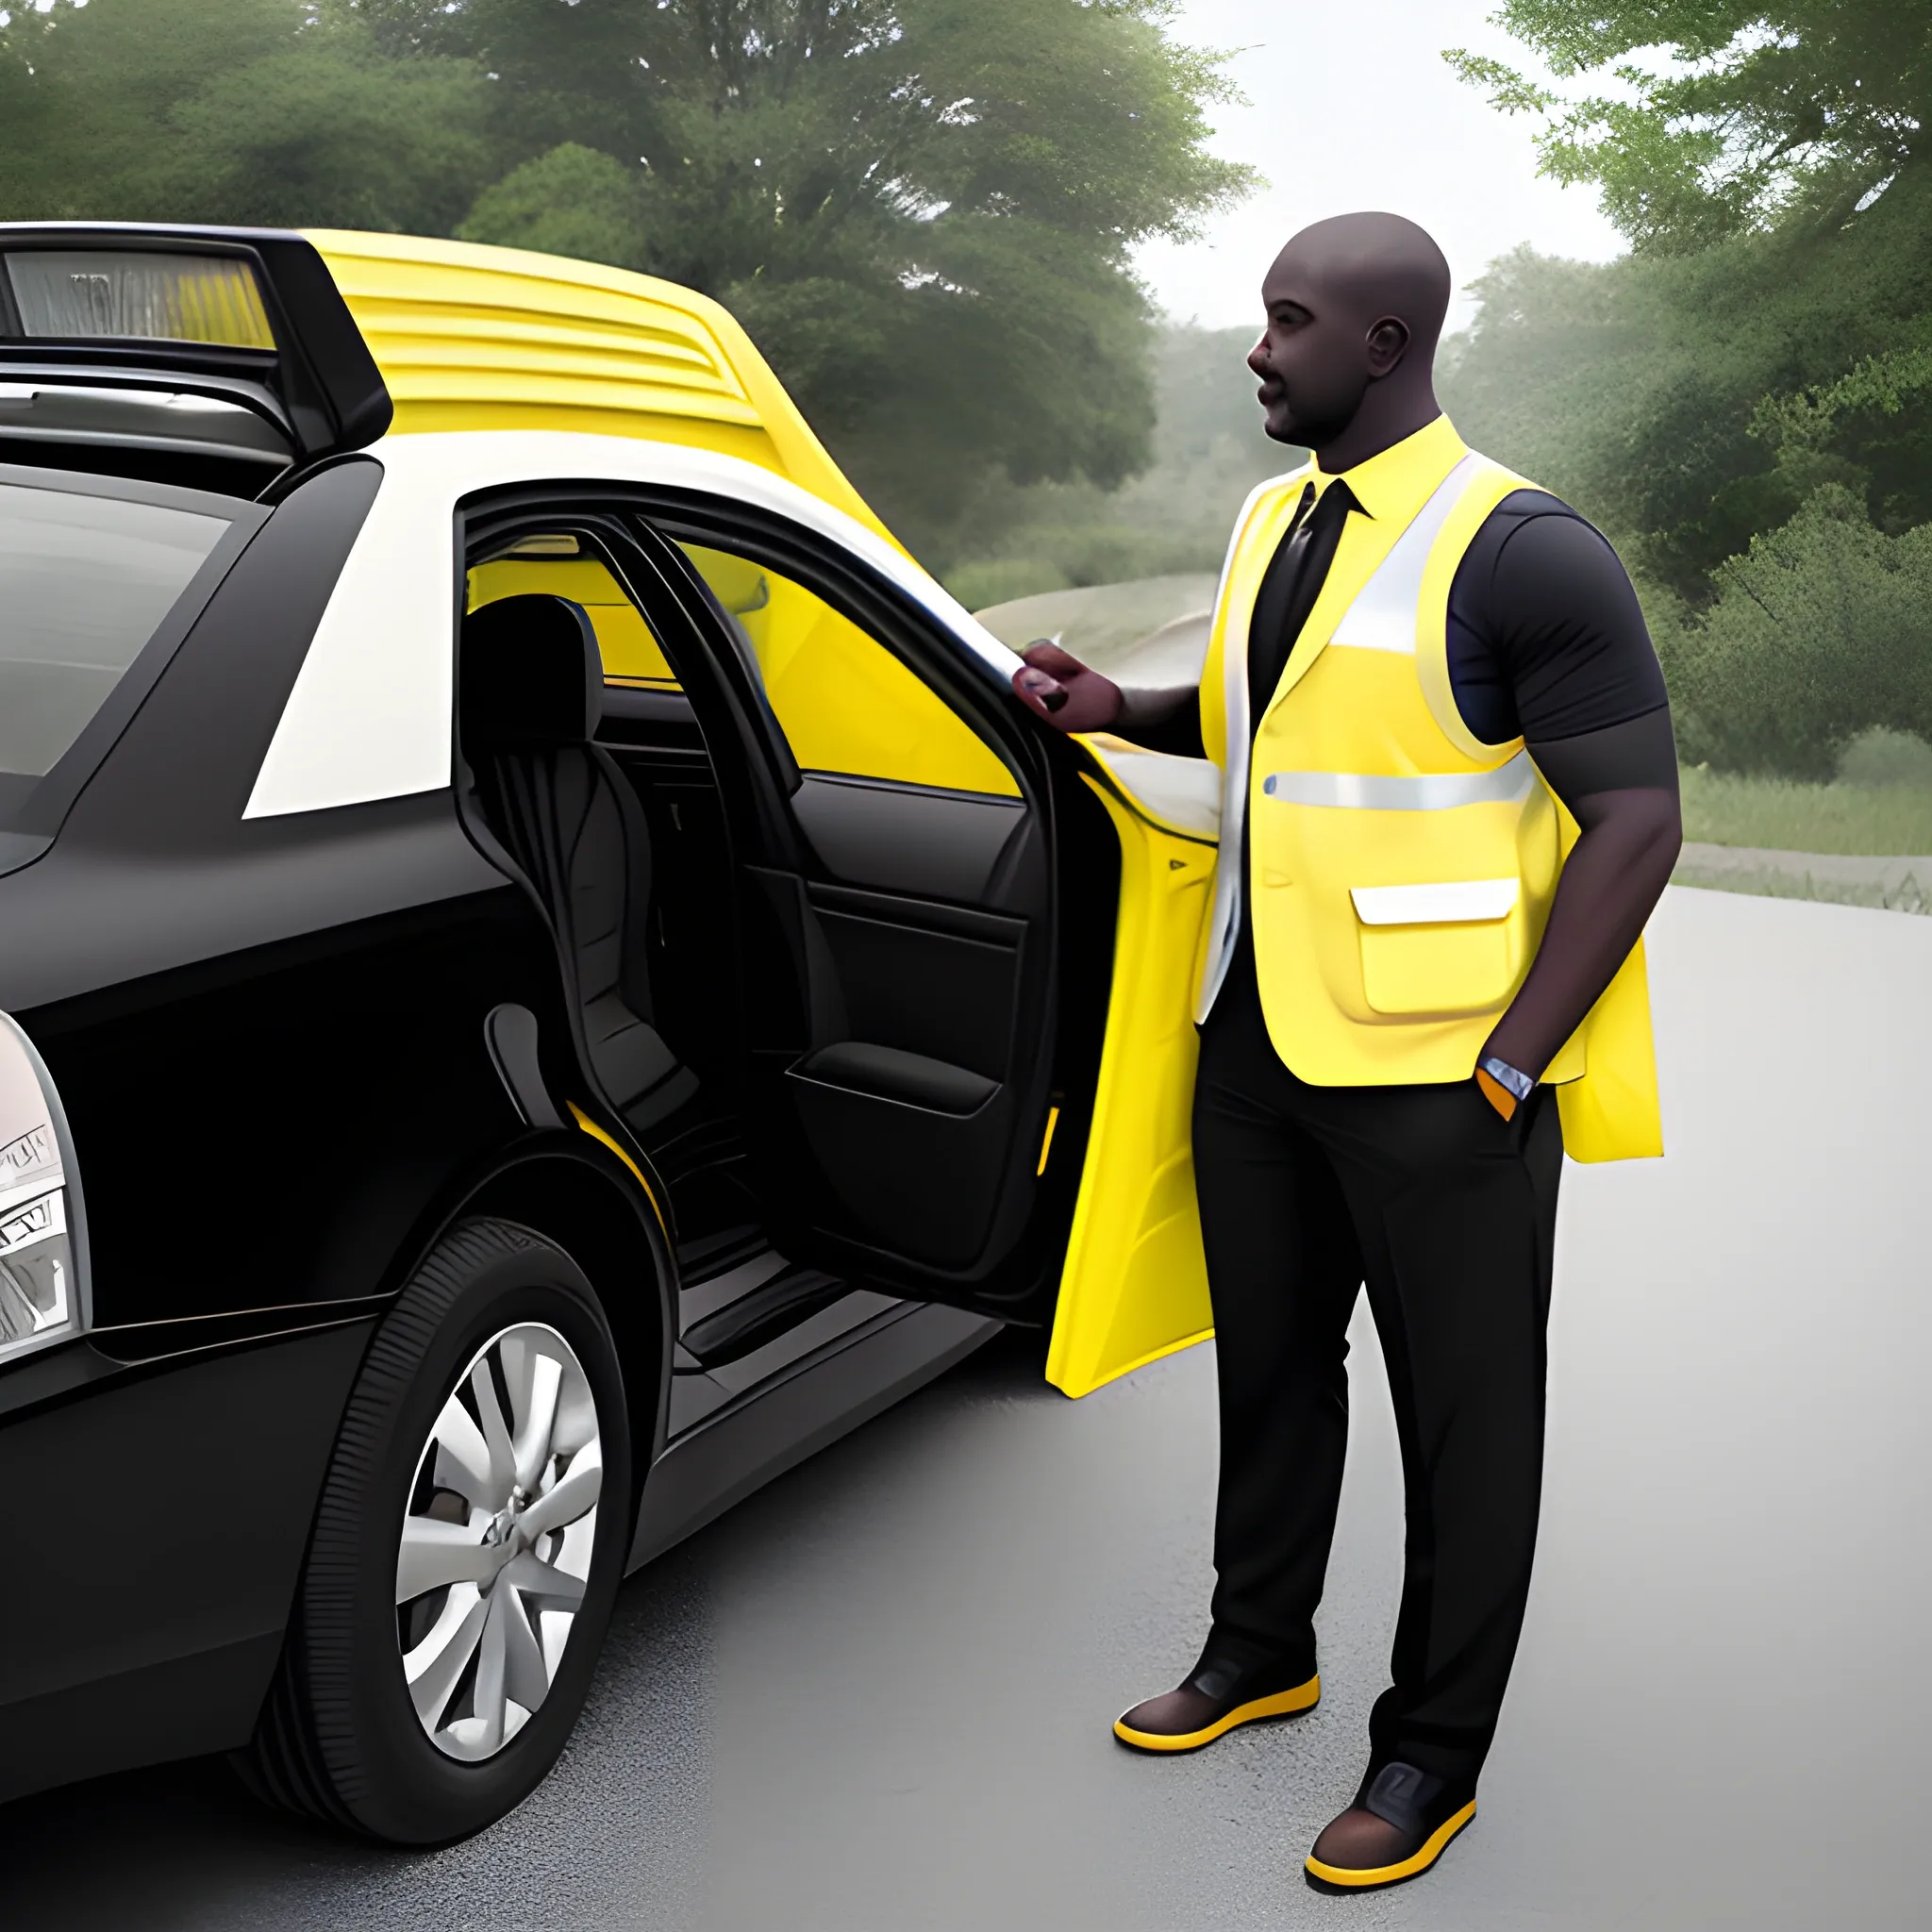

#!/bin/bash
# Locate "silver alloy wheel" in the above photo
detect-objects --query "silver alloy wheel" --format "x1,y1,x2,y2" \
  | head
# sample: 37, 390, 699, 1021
395, 1321, 604, 1762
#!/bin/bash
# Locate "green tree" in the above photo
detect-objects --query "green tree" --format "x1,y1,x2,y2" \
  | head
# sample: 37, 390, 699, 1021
1, 0, 1250, 560
371, 0, 1256, 549
1441, 172, 1932, 593
1440, 4, 1932, 777
1449, 3, 1932, 255
1667, 485, 1932, 777
1442, 6, 1932, 582
0, 1, 495, 234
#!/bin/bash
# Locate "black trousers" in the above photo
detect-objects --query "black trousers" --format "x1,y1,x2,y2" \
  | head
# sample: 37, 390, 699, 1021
1192, 944, 1564, 1791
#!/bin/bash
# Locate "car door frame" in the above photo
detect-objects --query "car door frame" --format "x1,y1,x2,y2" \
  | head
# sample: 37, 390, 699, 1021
458, 478, 1123, 1325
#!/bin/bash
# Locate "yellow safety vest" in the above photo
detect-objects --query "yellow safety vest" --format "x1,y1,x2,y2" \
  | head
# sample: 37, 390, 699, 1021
1193, 416, 1662, 1162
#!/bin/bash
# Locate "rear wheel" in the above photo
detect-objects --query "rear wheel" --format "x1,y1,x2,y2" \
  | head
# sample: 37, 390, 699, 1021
242, 1217, 634, 1842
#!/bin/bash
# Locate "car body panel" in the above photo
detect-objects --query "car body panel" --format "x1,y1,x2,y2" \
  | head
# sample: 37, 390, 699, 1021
0, 1316, 378, 1805
244, 432, 1017, 820
306, 229, 892, 544
1044, 747, 1221, 1397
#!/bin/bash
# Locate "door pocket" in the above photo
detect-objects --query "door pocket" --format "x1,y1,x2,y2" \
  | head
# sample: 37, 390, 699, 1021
1351, 878, 1524, 1018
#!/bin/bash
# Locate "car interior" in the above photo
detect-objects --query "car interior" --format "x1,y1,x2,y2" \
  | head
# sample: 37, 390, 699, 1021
458, 512, 1114, 1432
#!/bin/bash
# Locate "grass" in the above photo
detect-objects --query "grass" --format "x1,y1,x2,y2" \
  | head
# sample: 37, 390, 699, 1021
1677, 767, 1932, 856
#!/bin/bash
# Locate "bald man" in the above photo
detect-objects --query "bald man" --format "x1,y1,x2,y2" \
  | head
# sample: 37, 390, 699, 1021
1014, 213, 1678, 1890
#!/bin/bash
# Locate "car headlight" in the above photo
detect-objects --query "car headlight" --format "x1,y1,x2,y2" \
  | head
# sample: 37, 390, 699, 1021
0, 1013, 88, 1361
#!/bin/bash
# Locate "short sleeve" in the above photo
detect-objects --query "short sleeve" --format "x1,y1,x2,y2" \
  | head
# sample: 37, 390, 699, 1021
1446, 493, 1670, 746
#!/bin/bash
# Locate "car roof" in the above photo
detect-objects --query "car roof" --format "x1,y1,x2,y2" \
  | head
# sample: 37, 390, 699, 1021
305, 229, 896, 548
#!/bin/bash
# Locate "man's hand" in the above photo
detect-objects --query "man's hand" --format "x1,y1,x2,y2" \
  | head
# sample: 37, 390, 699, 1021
1010, 641, 1124, 734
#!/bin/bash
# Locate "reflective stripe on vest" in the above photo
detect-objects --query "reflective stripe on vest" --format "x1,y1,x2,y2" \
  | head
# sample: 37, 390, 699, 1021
1260, 750, 1537, 811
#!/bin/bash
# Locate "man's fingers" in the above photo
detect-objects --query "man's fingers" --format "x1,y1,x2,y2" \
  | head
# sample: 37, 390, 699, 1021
1012, 666, 1069, 717
1021, 640, 1086, 677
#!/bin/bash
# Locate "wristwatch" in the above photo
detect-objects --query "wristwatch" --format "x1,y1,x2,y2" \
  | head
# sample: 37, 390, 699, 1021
1478, 1055, 1536, 1105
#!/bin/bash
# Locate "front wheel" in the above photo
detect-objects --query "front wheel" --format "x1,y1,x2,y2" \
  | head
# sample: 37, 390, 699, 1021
243, 1218, 634, 1842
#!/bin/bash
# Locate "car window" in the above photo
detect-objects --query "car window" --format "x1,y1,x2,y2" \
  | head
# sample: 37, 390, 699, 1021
678, 541, 1017, 797
466, 538, 680, 691
0, 476, 235, 784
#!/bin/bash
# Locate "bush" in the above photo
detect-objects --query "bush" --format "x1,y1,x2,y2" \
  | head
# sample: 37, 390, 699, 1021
1662, 486, 1932, 778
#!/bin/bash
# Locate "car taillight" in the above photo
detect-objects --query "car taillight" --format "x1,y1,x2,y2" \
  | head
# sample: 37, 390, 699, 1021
3, 249, 276, 349
0, 1013, 86, 1360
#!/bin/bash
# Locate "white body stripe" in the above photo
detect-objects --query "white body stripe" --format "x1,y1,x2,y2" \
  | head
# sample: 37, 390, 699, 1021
244, 432, 1023, 820
1194, 470, 1306, 1022
1349, 878, 1520, 925
1260, 751, 1536, 812
1326, 454, 1483, 655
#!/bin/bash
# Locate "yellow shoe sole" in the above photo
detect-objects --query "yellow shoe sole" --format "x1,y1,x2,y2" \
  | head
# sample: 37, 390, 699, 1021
1303, 1798, 1476, 1890
1112, 1674, 1321, 1754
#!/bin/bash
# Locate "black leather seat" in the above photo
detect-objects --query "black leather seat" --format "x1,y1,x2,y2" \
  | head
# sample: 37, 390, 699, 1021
461, 593, 699, 1137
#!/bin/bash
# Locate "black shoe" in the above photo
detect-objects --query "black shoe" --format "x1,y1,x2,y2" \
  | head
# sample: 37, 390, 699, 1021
1112, 1652, 1319, 1754
1304, 1761, 1476, 1890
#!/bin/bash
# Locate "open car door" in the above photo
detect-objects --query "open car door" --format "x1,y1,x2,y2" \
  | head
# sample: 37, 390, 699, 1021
599, 499, 1091, 1326
1044, 737, 1222, 1397
472, 485, 1224, 1397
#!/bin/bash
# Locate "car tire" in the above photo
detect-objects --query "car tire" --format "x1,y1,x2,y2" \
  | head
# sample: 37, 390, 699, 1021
240, 1216, 634, 1843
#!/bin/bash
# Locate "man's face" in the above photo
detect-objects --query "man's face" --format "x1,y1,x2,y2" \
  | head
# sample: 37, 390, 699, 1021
1247, 253, 1374, 448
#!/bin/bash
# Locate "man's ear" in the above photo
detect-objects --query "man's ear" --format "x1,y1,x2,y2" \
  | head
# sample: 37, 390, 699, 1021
1365, 316, 1410, 377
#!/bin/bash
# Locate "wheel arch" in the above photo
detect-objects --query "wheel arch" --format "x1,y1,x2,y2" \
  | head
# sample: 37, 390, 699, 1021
444, 1141, 676, 1488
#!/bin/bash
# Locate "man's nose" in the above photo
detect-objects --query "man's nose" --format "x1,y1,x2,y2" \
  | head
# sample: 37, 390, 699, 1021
1247, 336, 1271, 375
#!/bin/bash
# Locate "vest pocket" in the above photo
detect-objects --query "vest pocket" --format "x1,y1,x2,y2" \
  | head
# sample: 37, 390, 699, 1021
1350, 878, 1524, 1017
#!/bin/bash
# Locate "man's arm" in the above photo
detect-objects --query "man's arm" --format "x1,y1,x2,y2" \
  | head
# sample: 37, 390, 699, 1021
1457, 506, 1682, 1115
1478, 711, 1681, 1101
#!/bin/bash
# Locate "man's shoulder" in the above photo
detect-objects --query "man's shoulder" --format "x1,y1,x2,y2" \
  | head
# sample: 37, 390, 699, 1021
1462, 472, 1606, 572
1453, 445, 1582, 530
1453, 473, 1636, 618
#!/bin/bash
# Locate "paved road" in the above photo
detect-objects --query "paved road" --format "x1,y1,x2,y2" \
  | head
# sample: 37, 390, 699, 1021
7, 886, 1929, 1930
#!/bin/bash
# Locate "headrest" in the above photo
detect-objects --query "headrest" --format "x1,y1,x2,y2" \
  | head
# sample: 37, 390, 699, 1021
461, 594, 604, 747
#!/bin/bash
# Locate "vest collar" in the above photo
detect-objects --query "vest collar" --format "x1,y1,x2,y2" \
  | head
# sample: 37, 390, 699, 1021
1311, 413, 1467, 524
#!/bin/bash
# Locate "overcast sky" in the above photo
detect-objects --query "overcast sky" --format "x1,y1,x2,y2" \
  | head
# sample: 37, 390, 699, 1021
1134, 0, 1626, 333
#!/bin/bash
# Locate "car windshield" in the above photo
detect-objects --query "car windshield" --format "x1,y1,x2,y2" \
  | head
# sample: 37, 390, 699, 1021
0, 475, 235, 803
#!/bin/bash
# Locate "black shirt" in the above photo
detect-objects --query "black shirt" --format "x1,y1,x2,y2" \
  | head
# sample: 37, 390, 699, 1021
1135, 485, 1669, 758
1445, 491, 1667, 745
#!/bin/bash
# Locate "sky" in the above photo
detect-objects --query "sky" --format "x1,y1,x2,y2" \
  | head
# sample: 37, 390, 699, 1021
1134, 0, 1627, 333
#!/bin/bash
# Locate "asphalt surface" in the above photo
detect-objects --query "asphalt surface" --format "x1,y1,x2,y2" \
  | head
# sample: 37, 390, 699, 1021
8, 884, 1929, 1930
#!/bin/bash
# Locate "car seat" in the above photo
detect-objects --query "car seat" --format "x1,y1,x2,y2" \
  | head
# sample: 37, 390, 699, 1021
460, 592, 699, 1137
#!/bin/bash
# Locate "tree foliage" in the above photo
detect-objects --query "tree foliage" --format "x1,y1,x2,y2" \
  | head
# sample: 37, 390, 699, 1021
1665, 486, 1932, 777
0, 1, 495, 235
1442, 3, 1932, 777
0, 0, 1253, 556
1449, 3, 1932, 255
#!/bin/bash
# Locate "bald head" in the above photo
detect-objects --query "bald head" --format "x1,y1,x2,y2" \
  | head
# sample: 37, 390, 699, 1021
1248, 211, 1451, 467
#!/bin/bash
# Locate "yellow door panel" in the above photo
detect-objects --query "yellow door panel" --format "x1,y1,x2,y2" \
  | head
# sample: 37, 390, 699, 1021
1046, 752, 1220, 1398
679, 543, 1019, 797
466, 552, 681, 688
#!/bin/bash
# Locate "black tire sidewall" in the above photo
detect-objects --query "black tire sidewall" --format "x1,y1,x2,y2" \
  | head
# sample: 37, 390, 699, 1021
294, 1218, 634, 1843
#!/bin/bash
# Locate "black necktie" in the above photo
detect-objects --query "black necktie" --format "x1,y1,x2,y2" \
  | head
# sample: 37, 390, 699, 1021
1246, 479, 1358, 724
